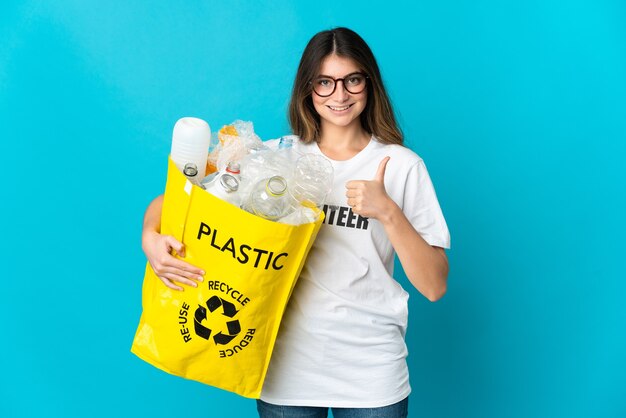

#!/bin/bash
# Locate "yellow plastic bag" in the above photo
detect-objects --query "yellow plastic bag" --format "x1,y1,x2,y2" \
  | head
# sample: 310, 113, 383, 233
131, 157, 323, 398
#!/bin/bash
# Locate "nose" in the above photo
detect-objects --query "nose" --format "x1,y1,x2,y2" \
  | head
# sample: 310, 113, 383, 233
331, 80, 349, 102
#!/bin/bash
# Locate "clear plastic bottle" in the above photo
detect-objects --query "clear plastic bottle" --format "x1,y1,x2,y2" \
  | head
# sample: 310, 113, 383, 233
277, 135, 301, 165
242, 176, 292, 221
202, 173, 241, 207
288, 153, 334, 208
238, 146, 279, 199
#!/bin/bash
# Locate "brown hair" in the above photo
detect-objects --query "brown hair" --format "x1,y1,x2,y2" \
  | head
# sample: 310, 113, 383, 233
289, 27, 403, 145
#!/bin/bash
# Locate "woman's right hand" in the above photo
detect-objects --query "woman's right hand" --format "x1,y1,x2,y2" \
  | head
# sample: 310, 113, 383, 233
142, 229, 205, 291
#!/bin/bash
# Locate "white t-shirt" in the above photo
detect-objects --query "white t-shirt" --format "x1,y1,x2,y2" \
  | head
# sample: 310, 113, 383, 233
260, 137, 450, 408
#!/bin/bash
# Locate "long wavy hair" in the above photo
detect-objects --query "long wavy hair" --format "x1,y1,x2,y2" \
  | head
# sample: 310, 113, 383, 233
289, 27, 403, 145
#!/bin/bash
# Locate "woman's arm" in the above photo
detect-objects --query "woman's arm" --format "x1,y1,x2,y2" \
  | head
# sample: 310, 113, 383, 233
345, 157, 448, 301
377, 204, 448, 301
142, 195, 205, 291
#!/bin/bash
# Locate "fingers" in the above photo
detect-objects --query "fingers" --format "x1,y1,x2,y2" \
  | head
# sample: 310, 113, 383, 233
155, 264, 202, 291
345, 180, 360, 190
345, 183, 364, 214
159, 235, 204, 277
346, 198, 361, 213
149, 236, 205, 291
159, 270, 200, 291
167, 256, 205, 278
159, 277, 184, 292
152, 254, 204, 283
162, 264, 202, 282
343, 158, 391, 219
374, 156, 390, 182
345, 182, 364, 212
143, 231, 206, 291
165, 235, 186, 257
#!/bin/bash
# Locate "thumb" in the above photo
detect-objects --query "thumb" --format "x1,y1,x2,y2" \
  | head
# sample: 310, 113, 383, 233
374, 156, 390, 182
166, 235, 186, 257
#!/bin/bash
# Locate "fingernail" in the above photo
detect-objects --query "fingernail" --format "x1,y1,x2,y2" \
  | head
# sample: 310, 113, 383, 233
200, 270, 206, 276
197, 276, 204, 282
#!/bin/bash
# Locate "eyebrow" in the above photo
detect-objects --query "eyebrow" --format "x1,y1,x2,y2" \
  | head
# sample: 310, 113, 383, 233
315, 71, 363, 79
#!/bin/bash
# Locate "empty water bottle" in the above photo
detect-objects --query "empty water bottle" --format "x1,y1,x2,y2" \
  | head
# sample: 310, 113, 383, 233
243, 176, 292, 221
202, 173, 241, 207
288, 153, 333, 208
238, 147, 284, 198
277, 135, 301, 165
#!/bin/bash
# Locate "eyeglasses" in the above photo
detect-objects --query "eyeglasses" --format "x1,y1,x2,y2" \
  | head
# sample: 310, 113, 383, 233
310, 72, 368, 97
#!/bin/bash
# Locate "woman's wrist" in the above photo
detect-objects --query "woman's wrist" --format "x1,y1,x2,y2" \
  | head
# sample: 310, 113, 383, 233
378, 198, 402, 227
141, 227, 160, 250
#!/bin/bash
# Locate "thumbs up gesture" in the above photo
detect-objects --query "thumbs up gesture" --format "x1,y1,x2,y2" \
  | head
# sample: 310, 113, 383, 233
345, 156, 392, 220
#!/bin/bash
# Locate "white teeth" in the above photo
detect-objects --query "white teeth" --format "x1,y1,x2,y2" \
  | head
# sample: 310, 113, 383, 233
329, 105, 351, 111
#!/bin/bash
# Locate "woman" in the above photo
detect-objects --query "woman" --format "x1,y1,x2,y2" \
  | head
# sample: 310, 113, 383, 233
142, 27, 450, 418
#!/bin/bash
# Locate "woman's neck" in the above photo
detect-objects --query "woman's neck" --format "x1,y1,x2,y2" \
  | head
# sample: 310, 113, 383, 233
317, 122, 370, 161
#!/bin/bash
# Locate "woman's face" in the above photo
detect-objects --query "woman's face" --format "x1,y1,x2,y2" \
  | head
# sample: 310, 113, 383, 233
311, 54, 367, 131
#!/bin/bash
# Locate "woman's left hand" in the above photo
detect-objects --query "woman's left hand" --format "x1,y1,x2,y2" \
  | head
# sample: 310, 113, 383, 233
345, 156, 394, 221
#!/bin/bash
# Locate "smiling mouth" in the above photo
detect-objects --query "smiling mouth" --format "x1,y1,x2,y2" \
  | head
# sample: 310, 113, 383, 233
327, 104, 354, 111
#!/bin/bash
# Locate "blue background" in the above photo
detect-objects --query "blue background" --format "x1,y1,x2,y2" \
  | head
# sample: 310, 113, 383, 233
1, 1, 624, 417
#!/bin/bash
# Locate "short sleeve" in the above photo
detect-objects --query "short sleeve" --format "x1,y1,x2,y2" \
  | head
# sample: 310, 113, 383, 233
402, 160, 451, 249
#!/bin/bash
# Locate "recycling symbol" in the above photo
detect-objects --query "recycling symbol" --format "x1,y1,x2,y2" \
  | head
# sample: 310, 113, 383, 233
194, 295, 241, 345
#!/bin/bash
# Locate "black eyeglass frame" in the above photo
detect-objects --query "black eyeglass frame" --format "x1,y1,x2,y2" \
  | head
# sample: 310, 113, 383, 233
309, 72, 369, 97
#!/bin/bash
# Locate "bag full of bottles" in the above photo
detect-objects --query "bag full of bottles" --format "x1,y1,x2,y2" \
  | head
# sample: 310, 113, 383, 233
131, 117, 330, 398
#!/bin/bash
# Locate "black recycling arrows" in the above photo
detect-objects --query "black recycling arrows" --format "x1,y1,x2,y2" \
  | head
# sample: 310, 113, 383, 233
193, 296, 241, 344
213, 320, 242, 344
194, 304, 212, 340
207, 295, 238, 317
